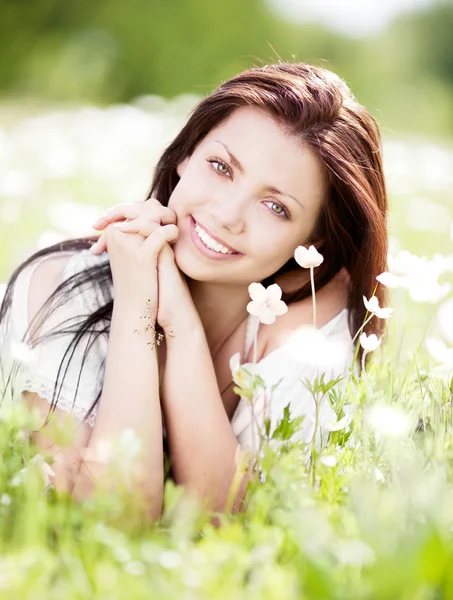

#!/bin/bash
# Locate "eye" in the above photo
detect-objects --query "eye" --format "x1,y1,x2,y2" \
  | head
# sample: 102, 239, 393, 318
206, 158, 232, 178
264, 200, 291, 220
207, 157, 290, 220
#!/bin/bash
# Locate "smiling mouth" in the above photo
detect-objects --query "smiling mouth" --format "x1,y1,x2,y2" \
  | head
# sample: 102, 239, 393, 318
191, 216, 242, 255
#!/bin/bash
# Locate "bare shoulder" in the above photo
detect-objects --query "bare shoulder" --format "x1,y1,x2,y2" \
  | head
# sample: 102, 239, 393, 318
261, 268, 350, 358
28, 252, 78, 345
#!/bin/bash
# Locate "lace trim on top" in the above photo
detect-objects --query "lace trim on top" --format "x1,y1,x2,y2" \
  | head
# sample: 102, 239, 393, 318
22, 378, 98, 427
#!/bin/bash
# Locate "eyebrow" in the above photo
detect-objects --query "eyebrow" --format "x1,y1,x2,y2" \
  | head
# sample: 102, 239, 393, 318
214, 140, 304, 208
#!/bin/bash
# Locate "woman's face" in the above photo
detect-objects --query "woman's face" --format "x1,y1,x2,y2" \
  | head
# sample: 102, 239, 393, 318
168, 106, 325, 286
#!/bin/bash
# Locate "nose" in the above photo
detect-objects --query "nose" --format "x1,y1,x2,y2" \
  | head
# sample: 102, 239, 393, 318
208, 194, 246, 235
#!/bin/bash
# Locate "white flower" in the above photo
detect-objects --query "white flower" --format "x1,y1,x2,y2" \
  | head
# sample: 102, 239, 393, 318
374, 468, 385, 482
229, 352, 260, 389
376, 272, 404, 289
436, 298, 453, 344
388, 249, 421, 277
319, 455, 337, 467
158, 550, 182, 569
363, 295, 393, 319
409, 280, 451, 304
426, 337, 453, 368
246, 282, 288, 325
334, 539, 375, 568
431, 364, 453, 383
0, 493, 11, 506
387, 250, 452, 304
10, 474, 22, 487
30, 454, 55, 487
365, 404, 412, 438
324, 413, 352, 432
294, 245, 324, 268
360, 332, 381, 352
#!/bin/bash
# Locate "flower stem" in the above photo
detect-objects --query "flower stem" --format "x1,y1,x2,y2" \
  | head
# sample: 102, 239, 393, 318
253, 319, 258, 364
251, 318, 259, 455
361, 350, 369, 375
310, 393, 320, 487
310, 267, 317, 328
351, 313, 374, 346
350, 313, 374, 372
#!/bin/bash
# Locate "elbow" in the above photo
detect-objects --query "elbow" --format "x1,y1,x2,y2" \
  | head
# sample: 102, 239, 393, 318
71, 465, 164, 521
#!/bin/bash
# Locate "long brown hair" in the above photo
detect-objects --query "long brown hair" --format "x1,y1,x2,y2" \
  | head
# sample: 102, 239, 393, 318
0, 62, 387, 424
149, 62, 388, 340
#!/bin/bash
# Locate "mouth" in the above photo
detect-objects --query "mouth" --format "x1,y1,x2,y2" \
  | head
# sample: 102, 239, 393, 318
189, 216, 243, 259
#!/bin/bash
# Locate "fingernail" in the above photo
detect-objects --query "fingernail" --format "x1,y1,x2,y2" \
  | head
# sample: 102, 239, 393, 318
113, 222, 127, 228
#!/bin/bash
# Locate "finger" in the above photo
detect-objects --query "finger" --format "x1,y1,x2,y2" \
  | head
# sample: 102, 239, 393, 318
93, 200, 176, 229
143, 224, 179, 256
90, 232, 106, 255
112, 216, 161, 237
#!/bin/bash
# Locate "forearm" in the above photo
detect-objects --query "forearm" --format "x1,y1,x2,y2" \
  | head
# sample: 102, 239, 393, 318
161, 310, 251, 513
73, 294, 163, 516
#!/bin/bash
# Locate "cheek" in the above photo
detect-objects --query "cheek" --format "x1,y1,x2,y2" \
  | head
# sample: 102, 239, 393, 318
169, 169, 207, 209
254, 237, 294, 271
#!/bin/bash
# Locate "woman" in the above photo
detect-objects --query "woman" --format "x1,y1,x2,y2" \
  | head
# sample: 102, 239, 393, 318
0, 62, 387, 519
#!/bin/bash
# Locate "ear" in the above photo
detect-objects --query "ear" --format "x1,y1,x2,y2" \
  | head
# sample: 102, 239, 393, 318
176, 156, 190, 178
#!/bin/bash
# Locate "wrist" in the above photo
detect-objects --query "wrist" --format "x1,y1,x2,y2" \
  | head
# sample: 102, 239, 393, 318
161, 304, 202, 340
113, 295, 157, 333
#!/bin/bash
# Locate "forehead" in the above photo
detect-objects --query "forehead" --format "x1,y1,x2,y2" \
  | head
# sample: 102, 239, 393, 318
201, 106, 326, 206
204, 106, 294, 145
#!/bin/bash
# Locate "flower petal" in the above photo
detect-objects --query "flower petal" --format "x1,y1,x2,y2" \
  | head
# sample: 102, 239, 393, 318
294, 246, 309, 268
248, 282, 266, 302
246, 300, 263, 317
360, 332, 381, 352
258, 306, 277, 325
294, 245, 324, 268
265, 283, 283, 303
376, 307, 394, 319
376, 272, 403, 289
269, 299, 289, 316
229, 352, 241, 376
307, 245, 324, 267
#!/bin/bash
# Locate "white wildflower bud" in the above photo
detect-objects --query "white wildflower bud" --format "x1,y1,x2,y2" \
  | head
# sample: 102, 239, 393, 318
359, 332, 381, 352
363, 295, 393, 319
294, 245, 324, 269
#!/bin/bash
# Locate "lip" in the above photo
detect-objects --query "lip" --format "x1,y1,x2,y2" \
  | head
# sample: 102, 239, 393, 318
190, 216, 243, 260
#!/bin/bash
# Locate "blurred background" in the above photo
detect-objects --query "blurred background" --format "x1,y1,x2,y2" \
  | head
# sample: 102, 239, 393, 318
0, 0, 452, 289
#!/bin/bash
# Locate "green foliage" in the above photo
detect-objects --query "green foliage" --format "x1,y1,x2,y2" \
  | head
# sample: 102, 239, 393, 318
3, 341, 453, 598
0, 0, 452, 134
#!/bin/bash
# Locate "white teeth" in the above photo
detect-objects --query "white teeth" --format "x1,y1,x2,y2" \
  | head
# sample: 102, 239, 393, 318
195, 224, 235, 254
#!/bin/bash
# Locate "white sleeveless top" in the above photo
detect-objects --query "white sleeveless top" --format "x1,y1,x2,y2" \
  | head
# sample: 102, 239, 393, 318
0, 249, 354, 455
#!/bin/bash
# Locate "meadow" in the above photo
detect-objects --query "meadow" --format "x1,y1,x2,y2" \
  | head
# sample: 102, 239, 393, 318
0, 98, 453, 599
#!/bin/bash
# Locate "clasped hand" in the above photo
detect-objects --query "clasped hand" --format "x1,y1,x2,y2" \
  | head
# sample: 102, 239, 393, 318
91, 198, 191, 332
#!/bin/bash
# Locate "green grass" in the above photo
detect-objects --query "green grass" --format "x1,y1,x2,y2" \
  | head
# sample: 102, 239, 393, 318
2, 344, 453, 599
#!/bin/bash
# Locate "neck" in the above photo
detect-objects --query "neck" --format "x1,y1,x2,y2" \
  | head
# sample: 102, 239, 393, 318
185, 276, 251, 356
